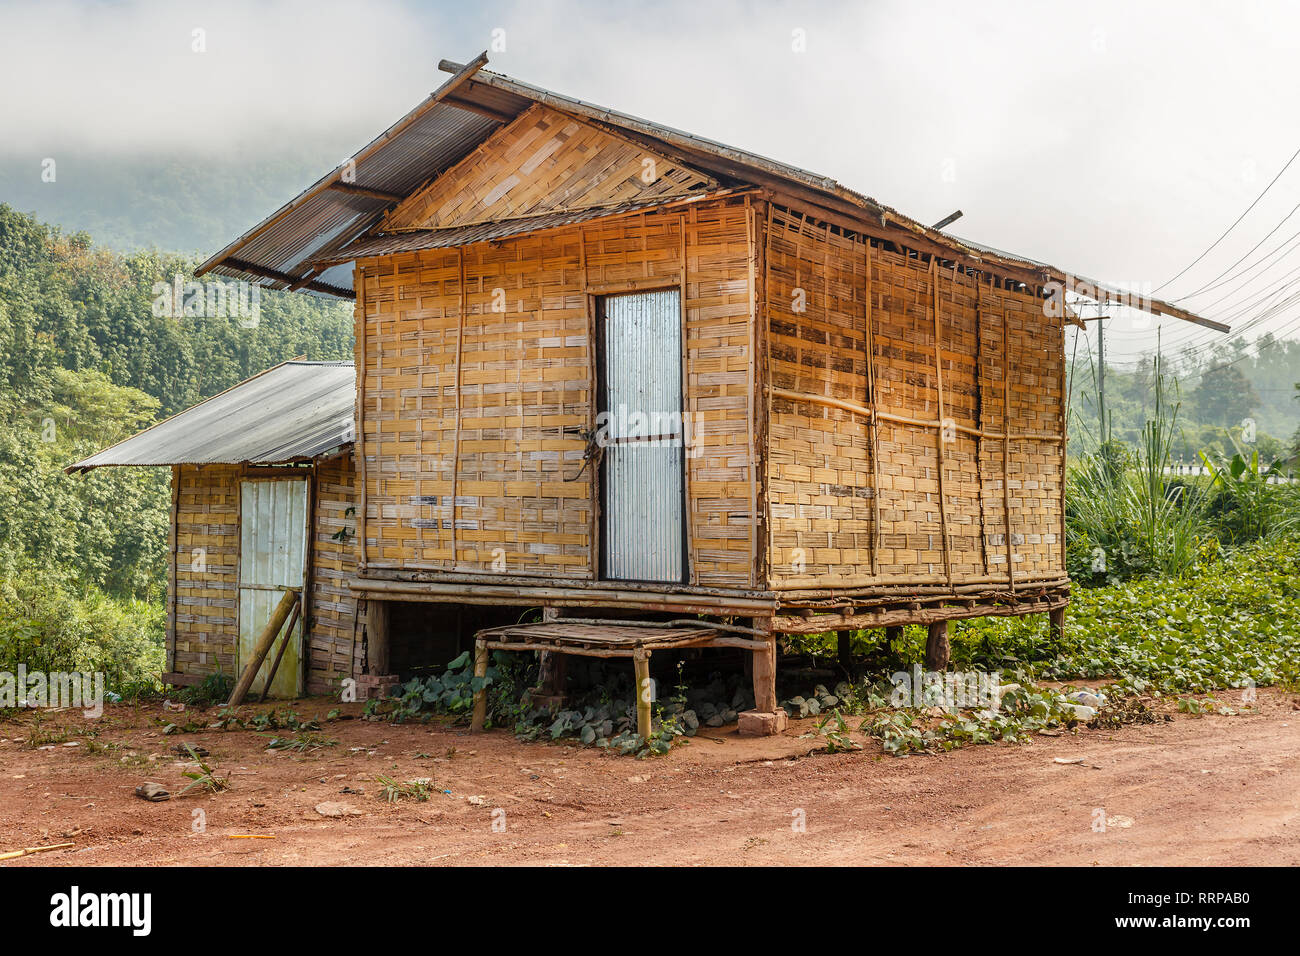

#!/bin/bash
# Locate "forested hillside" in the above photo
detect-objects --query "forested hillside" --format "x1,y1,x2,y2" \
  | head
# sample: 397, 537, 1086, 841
1068, 337, 1300, 464
0, 204, 353, 688
0, 149, 335, 254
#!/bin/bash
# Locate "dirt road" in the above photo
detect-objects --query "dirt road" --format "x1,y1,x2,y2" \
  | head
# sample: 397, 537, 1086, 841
2, 690, 1296, 866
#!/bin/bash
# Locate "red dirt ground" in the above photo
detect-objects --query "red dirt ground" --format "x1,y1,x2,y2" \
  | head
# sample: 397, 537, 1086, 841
1, 689, 1297, 866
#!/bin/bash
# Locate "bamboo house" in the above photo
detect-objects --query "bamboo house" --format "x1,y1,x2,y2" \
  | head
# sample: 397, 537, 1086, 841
109, 53, 1221, 731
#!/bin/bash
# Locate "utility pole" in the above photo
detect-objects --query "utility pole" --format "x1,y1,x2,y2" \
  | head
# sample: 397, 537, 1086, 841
1096, 306, 1106, 441
1081, 304, 1109, 441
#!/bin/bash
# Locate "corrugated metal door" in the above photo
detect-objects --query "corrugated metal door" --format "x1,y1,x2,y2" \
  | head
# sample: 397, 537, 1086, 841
601, 289, 685, 582
238, 478, 308, 698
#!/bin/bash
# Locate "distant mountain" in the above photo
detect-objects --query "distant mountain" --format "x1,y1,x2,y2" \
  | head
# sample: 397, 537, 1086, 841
0, 147, 340, 255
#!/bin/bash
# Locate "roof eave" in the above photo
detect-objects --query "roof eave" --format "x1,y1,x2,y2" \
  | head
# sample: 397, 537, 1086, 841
195, 52, 493, 288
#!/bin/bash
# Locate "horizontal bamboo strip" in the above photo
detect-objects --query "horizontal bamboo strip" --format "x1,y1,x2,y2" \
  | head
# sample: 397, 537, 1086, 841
768, 387, 1062, 442
773, 593, 1067, 634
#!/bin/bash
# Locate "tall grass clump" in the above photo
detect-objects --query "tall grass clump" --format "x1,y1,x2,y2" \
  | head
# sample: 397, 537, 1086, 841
1067, 355, 1209, 583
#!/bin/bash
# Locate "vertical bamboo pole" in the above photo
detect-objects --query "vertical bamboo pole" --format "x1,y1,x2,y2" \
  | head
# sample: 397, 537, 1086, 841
762, 202, 776, 582
1001, 304, 1016, 591
167, 465, 179, 674
973, 273, 989, 576
1056, 296, 1068, 578
679, 212, 696, 584
355, 268, 368, 570
634, 650, 652, 739
470, 639, 488, 732
579, 226, 598, 580
450, 246, 467, 570
415, 255, 426, 566
301, 465, 317, 695
744, 197, 759, 588
822, 222, 831, 400
793, 211, 808, 391
865, 239, 881, 577
930, 258, 953, 586
514, 242, 526, 567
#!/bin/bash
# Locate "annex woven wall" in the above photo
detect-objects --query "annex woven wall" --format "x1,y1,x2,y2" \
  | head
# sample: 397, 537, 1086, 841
171, 464, 240, 679
169, 460, 361, 691
763, 204, 1064, 592
307, 453, 360, 693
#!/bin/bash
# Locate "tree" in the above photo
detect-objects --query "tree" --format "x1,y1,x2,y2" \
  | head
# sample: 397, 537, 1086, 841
1194, 363, 1259, 428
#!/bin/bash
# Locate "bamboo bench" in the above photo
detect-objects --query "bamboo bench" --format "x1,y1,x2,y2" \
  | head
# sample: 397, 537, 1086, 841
469, 619, 776, 738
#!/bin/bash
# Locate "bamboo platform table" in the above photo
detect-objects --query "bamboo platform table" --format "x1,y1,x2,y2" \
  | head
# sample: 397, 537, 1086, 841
469, 620, 772, 738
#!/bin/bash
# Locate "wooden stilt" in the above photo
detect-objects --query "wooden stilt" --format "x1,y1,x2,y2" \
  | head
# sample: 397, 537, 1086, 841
1049, 605, 1066, 644
738, 629, 785, 736
752, 634, 777, 713
884, 625, 904, 645
634, 650, 652, 739
533, 650, 568, 708
366, 599, 390, 676
925, 620, 950, 671
837, 629, 852, 673
470, 640, 489, 732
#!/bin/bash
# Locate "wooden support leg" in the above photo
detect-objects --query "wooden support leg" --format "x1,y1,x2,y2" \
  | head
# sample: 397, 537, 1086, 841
884, 625, 904, 645
470, 640, 488, 733
533, 651, 568, 709
634, 650, 652, 740
1049, 605, 1066, 644
837, 630, 852, 673
366, 599, 390, 676
739, 630, 786, 736
538, 651, 567, 694
925, 620, 950, 672
752, 634, 777, 712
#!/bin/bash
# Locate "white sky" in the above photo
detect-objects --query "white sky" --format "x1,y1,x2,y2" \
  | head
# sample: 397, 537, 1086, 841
2, 0, 1298, 365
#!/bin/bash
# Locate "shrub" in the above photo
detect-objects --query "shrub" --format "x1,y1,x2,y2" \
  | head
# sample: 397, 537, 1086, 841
0, 566, 164, 693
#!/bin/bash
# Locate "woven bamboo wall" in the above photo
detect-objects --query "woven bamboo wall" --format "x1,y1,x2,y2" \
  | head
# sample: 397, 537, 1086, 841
171, 464, 240, 678
385, 104, 714, 231
763, 204, 1064, 591
354, 197, 758, 587
307, 453, 360, 694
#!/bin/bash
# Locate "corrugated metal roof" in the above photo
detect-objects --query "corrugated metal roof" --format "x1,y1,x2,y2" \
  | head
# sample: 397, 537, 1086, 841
311, 194, 725, 265
195, 53, 1225, 332
67, 361, 355, 472
195, 55, 503, 298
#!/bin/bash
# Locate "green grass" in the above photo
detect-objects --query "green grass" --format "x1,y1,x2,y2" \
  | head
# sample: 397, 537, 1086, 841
955, 539, 1300, 695
788, 540, 1300, 755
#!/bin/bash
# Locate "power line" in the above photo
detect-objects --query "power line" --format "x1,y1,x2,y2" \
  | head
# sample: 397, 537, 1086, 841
1083, 268, 1300, 364
1152, 143, 1300, 295
1173, 200, 1300, 302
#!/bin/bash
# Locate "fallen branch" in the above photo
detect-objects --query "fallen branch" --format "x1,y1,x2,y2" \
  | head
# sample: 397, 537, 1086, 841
0, 842, 75, 861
